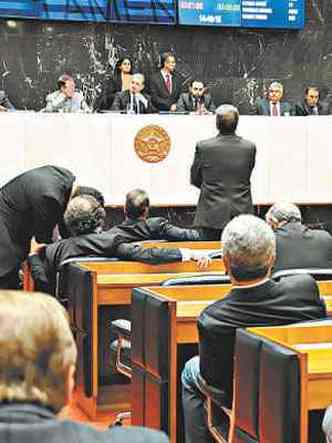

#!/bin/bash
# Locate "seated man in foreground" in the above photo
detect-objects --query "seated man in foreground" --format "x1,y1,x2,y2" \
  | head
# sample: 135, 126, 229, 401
265, 202, 332, 272
29, 194, 209, 294
0, 291, 168, 443
182, 214, 326, 443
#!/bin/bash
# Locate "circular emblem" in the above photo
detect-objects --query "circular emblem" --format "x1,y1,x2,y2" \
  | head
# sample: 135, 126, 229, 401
134, 125, 171, 163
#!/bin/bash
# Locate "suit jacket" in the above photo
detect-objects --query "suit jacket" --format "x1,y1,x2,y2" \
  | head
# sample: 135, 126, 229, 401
110, 217, 200, 242
149, 71, 183, 111
255, 98, 292, 116
111, 90, 155, 113
198, 275, 327, 407
0, 403, 169, 443
94, 75, 123, 111
0, 90, 15, 110
176, 92, 216, 113
191, 133, 256, 230
0, 166, 75, 280
293, 100, 329, 116
273, 222, 332, 272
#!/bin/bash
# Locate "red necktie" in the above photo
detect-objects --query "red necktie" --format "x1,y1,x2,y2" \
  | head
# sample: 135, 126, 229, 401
165, 74, 171, 93
272, 103, 278, 116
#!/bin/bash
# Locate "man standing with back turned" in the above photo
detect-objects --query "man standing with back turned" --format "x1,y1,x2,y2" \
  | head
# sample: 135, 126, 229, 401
190, 104, 256, 240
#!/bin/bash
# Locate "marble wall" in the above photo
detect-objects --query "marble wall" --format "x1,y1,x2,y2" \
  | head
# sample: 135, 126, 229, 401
1, 0, 332, 113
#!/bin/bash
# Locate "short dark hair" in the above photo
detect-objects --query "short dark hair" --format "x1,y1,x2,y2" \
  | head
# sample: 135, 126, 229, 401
57, 74, 74, 90
72, 186, 105, 207
160, 52, 176, 68
216, 104, 239, 134
190, 79, 204, 87
305, 86, 319, 96
125, 189, 149, 219
64, 195, 106, 236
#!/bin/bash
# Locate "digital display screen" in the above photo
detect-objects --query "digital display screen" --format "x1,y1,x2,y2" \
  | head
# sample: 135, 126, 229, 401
110, 0, 176, 24
178, 0, 305, 29
0, 0, 176, 23
0, 0, 303, 27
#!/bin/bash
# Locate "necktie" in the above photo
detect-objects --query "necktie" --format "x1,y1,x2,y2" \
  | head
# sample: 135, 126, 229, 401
165, 74, 171, 94
272, 103, 278, 116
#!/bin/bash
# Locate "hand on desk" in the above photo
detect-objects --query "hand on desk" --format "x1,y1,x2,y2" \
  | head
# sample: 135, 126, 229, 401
191, 251, 211, 270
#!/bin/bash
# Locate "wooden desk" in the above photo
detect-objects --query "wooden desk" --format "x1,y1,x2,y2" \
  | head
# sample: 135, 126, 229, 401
248, 321, 332, 443
131, 280, 332, 443
63, 253, 224, 419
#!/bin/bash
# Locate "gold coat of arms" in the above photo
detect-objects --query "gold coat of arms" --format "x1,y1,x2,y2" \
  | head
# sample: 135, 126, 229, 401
134, 125, 171, 163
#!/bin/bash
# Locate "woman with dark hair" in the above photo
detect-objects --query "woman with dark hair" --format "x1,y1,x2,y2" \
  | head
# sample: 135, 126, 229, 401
95, 57, 133, 111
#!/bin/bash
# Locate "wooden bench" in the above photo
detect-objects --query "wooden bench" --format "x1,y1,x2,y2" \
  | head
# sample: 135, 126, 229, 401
247, 320, 332, 443
62, 254, 224, 419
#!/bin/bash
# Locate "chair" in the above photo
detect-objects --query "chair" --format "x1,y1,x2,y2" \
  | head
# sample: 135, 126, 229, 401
110, 319, 132, 426
272, 268, 332, 282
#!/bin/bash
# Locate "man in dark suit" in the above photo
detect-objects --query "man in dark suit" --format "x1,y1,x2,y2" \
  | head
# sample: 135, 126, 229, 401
0, 165, 75, 289
149, 52, 183, 112
190, 104, 256, 240
111, 188, 201, 242
181, 215, 326, 443
0, 90, 15, 111
293, 86, 329, 116
255, 81, 292, 116
176, 79, 216, 114
111, 73, 155, 114
265, 202, 332, 272
0, 290, 169, 443
28, 193, 207, 294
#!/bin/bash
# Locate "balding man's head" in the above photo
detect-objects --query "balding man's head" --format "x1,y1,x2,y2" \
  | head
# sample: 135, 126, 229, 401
216, 104, 239, 134
265, 202, 302, 230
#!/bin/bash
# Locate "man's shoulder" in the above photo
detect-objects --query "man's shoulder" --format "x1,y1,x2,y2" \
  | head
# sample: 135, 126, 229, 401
275, 273, 317, 293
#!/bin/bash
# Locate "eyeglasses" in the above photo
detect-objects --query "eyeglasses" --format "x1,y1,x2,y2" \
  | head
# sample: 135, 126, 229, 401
192, 87, 204, 91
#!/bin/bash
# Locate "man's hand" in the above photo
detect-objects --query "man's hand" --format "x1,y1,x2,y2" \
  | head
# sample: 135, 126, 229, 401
170, 103, 177, 112
191, 251, 211, 270
0, 105, 7, 112
29, 237, 46, 256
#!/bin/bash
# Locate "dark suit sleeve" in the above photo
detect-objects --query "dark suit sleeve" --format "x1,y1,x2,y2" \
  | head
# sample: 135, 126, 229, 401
176, 94, 187, 112
111, 92, 122, 111
115, 243, 182, 264
151, 217, 201, 241
28, 253, 51, 294
190, 142, 203, 188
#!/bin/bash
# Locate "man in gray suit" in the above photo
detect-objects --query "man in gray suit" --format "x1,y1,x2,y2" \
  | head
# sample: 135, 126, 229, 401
0, 90, 15, 111
0, 290, 169, 443
255, 81, 292, 116
190, 104, 256, 240
176, 80, 216, 114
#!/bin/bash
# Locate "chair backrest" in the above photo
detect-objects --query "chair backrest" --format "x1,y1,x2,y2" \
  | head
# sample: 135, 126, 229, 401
272, 268, 332, 281
233, 329, 301, 443
161, 273, 230, 287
